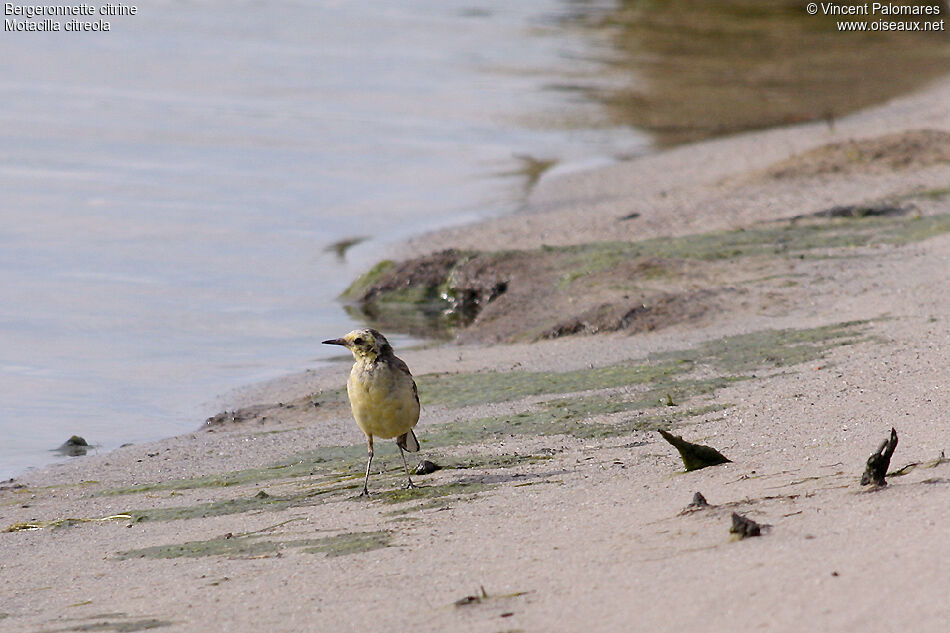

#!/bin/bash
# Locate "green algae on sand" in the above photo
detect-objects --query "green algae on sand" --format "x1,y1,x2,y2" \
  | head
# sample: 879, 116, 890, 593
115, 530, 392, 560
95, 321, 867, 509
343, 212, 947, 342
417, 360, 688, 408
26, 319, 862, 552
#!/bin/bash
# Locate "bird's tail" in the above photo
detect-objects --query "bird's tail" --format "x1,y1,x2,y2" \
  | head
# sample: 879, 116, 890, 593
397, 429, 420, 453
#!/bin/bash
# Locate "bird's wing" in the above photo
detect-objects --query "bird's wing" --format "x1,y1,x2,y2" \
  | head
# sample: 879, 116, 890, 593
397, 429, 420, 453
391, 356, 420, 407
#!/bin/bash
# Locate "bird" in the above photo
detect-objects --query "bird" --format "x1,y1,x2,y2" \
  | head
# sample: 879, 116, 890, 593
322, 328, 420, 496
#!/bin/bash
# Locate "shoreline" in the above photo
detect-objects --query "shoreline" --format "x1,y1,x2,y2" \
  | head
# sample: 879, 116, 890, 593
3, 76, 950, 632
12, 71, 950, 481
400, 74, 950, 258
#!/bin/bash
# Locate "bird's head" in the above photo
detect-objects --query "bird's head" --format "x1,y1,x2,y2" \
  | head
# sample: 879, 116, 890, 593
322, 328, 392, 361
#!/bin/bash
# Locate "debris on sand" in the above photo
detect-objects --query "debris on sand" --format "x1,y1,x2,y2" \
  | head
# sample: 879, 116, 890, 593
453, 586, 530, 610
688, 491, 709, 508
455, 586, 489, 607
730, 512, 763, 539
414, 460, 442, 476
658, 429, 731, 471
861, 427, 899, 487
887, 450, 949, 478
679, 491, 711, 515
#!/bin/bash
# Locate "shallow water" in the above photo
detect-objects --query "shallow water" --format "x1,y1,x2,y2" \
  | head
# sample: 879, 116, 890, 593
0, 1, 646, 478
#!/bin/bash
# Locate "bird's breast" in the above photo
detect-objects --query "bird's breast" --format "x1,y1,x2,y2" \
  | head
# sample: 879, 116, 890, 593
347, 359, 419, 439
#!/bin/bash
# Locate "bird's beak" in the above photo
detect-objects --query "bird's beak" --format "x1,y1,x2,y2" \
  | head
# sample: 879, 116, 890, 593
322, 338, 348, 347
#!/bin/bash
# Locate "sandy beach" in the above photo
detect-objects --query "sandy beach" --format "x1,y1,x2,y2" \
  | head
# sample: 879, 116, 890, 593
3, 77, 950, 633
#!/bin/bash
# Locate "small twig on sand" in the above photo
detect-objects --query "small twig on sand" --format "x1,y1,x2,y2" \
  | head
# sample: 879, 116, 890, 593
887, 450, 948, 478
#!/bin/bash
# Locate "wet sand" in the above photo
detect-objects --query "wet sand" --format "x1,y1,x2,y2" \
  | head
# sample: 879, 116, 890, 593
2, 77, 950, 632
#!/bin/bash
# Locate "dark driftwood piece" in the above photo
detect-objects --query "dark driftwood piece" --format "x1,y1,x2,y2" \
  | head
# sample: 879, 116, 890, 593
730, 513, 762, 539
658, 429, 731, 471
861, 428, 899, 487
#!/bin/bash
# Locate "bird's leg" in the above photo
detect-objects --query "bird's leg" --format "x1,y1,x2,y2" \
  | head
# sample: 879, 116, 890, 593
361, 436, 374, 497
399, 445, 415, 489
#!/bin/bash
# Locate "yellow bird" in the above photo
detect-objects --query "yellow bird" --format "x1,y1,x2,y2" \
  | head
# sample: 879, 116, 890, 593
322, 328, 420, 496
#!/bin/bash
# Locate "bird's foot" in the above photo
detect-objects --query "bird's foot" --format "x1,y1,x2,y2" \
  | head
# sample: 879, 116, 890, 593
403, 480, 416, 490
359, 487, 370, 497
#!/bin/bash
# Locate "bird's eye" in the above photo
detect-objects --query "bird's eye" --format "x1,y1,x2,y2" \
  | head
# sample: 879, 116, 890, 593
353, 337, 364, 346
